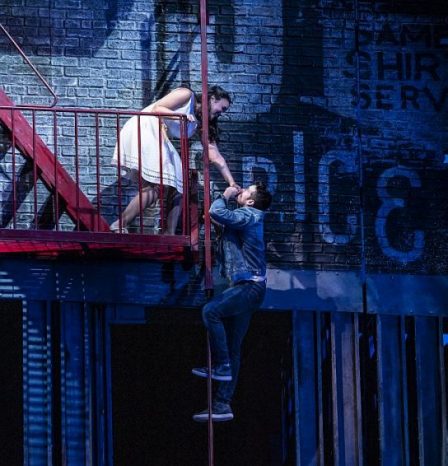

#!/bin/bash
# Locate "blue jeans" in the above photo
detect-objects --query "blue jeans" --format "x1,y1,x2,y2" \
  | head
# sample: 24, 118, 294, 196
202, 280, 266, 403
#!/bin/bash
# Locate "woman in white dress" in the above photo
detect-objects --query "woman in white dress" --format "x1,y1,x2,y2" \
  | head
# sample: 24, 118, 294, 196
110, 86, 237, 234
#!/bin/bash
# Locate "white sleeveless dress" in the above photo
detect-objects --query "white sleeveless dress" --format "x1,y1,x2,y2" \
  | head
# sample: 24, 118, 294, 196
112, 93, 198, 194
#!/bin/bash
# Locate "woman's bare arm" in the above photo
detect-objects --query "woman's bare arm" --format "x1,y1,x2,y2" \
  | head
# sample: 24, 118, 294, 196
151, 88, 194, 116
208, 142, 239, 187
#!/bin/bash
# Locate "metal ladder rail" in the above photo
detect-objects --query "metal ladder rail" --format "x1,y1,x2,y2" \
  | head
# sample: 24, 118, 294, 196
0, 23, 58, 108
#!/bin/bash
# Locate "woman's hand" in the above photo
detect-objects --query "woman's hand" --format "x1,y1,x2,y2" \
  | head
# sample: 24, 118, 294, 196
223, 186, 240, 200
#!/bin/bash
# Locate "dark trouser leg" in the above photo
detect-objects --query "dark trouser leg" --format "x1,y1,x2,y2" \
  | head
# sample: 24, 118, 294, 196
214, 311, 253, 404
204, 281, 266, 403
202, 284, 250, 365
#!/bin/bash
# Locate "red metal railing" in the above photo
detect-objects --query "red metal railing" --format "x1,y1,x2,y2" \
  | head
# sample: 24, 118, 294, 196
0, 23, 58, 108
0, 98, 198, 256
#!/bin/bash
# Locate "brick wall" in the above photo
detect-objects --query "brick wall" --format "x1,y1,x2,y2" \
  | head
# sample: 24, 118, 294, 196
1, 0, 447, 275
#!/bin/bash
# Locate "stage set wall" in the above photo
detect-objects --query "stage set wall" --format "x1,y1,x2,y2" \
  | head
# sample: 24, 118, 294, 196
0, 1, 447, 465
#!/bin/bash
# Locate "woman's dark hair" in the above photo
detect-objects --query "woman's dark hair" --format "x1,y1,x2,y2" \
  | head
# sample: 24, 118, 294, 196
250, 182, 272, 211
195, 85, 232, 143
208, 85, 232, 105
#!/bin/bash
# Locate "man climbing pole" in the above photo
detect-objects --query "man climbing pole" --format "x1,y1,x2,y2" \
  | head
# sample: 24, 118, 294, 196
192, 182, 272, 422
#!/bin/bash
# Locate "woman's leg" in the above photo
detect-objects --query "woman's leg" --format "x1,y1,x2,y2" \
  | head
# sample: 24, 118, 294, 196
111, 182, 159, 231
165, 188, 183, 235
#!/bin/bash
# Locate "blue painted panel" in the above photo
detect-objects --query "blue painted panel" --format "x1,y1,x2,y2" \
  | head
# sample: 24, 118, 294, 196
0, 263, 55, 300
0, 258, 198, 307
2, 259, 448, 316
60, 303, 89, 466
377, 315, 407, 465
23, 300, 52, 466
331, 312, 362, 465
264, 270, 363, 312
367, 274, 448, 316
293, 311, 320, 465
414, 317, 443, 465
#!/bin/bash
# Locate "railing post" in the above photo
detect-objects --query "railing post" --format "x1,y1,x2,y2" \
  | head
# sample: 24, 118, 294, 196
200, 0, 213, 295
200, 3, 215, 465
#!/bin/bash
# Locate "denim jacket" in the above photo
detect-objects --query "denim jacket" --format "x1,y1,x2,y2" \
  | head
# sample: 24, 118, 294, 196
210, 196, 266, 285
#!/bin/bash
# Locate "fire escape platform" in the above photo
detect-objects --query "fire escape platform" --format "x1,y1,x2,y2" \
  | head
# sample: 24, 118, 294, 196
0, 229, 196, 260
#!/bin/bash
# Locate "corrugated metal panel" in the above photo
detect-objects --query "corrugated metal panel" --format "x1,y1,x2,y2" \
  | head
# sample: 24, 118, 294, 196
20, 300, 447, 466
23, 300, 53, 466
413, 317, 444, 465
60, 302, 90, 464
376, 315, 409, 465
292, 312, 447, 466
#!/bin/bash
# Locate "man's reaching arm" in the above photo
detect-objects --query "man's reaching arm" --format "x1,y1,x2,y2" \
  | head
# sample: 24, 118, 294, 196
209, 187, 253, 229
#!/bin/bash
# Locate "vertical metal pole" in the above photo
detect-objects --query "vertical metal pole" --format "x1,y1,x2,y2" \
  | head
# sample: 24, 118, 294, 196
206, 334, 214, 466
376, 316, 385, 463
74, 113, 80, 231
46, 301, 54, 466
32, 111, 38, 229
95, 113, 101, 232
291, 310, 301, 465
414, 317, 425, 464
180, 117, 190, 235
353, 314, 363, 465
116, 114, 123, 232
83, 304, 93, 465
87, 305, 95, 466
60, 303, 67, 463
330, 313, 340, 466
11, 108, 17, 229
158, 116, 165, 233
105, 307, 115, 466
53, 112, 59, 230
200, 0, 213, 293
439, 317, 447, 466
316, 312, 324, 465
400, 316, 410, 466
137, 114, 143, 233
200, 3, 214, 464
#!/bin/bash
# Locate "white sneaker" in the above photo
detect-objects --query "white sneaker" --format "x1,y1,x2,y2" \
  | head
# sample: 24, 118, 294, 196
110, 220, 128, 234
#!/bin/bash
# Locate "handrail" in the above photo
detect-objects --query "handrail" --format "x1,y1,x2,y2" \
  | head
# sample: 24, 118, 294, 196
0, 23, 58, 108
0, 104, 189, 120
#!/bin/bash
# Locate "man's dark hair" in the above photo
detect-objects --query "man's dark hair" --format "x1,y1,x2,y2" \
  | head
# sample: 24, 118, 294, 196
251, 182, 272, 211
